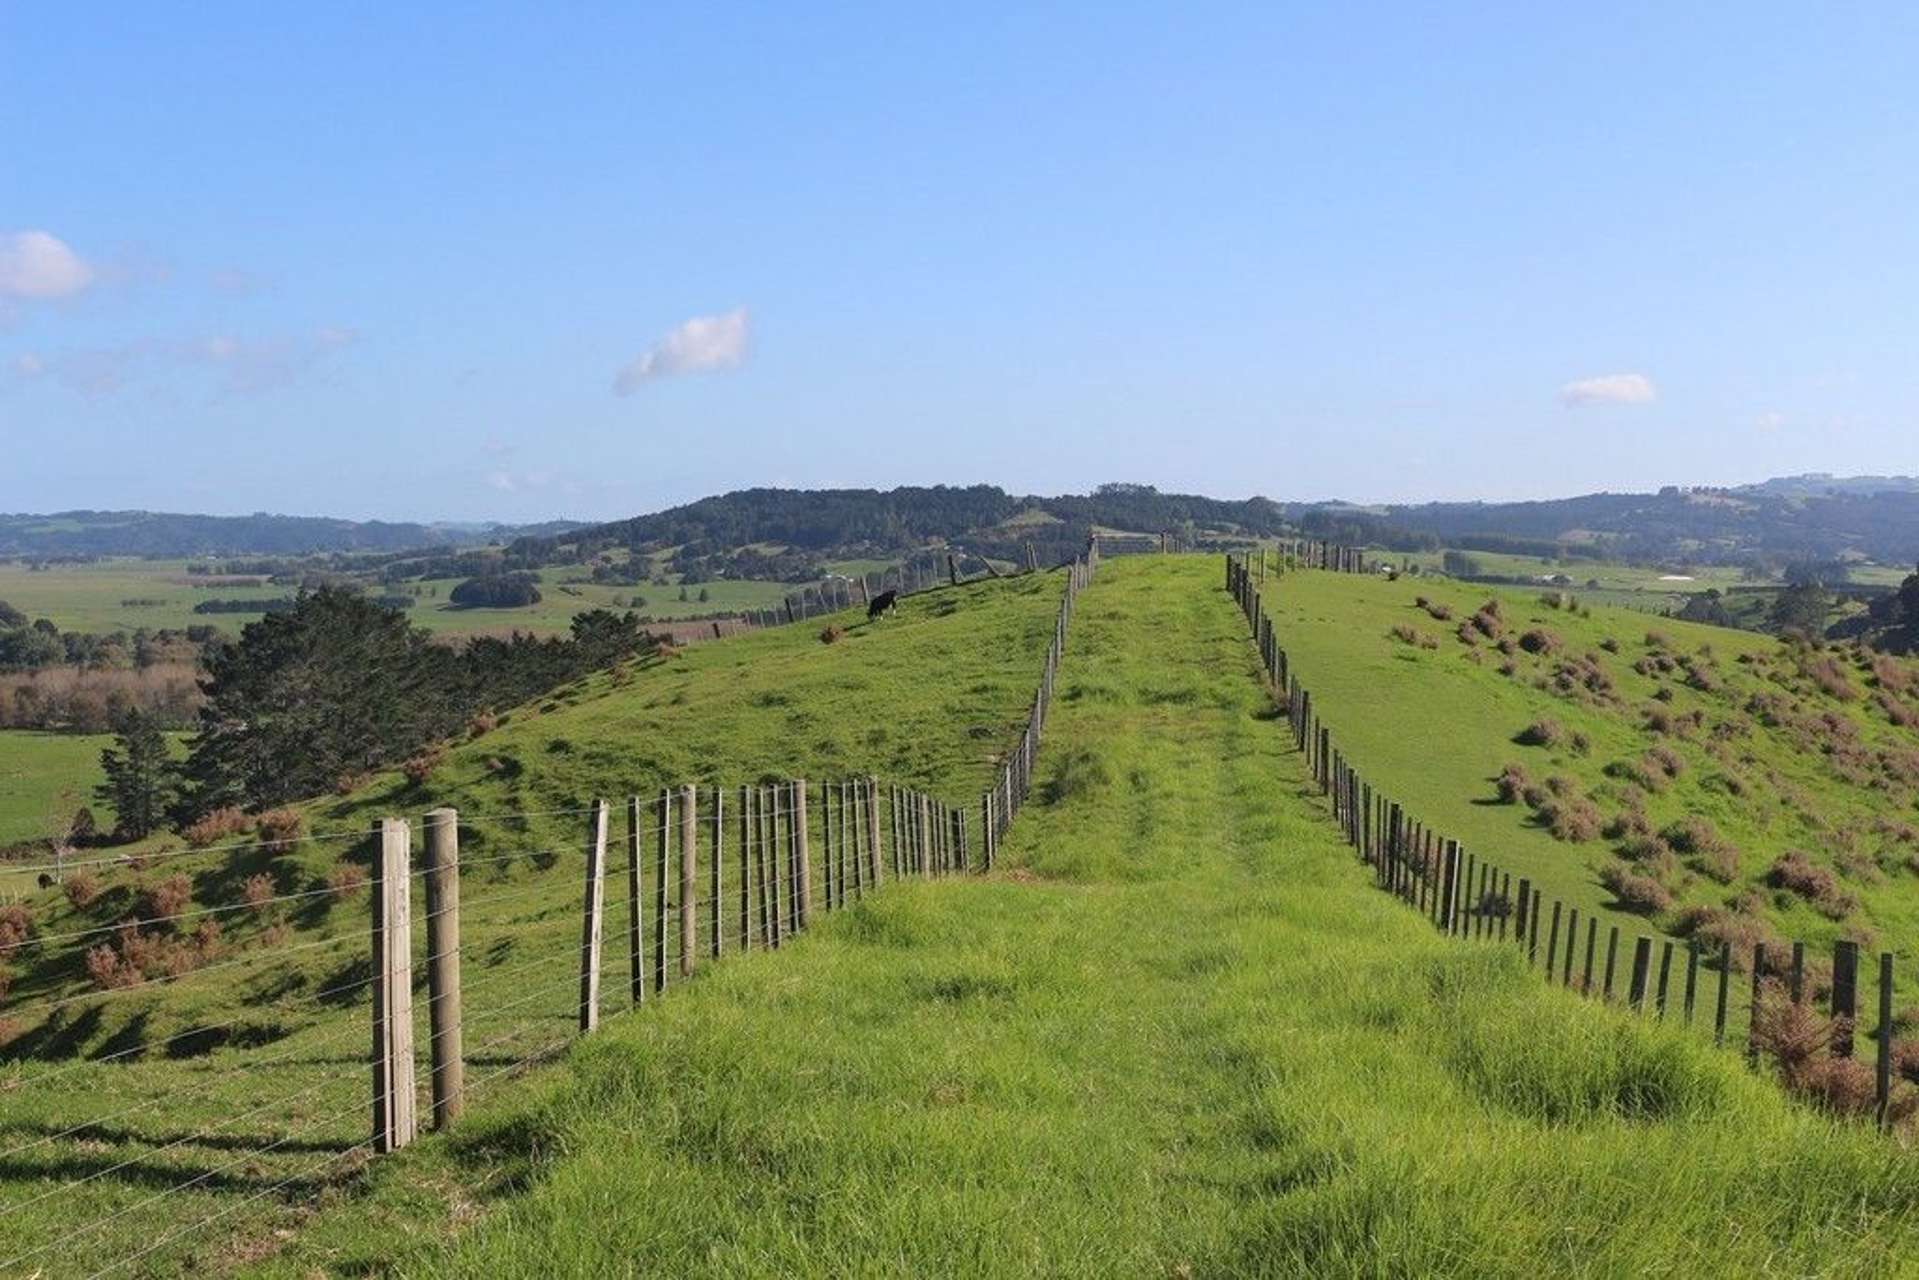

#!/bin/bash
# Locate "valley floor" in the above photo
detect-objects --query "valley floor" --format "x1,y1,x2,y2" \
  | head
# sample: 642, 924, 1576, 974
268, 558, 1919, 1277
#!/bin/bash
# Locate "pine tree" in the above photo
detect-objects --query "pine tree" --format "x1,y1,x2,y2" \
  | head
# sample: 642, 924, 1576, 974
96, 710, 179, 839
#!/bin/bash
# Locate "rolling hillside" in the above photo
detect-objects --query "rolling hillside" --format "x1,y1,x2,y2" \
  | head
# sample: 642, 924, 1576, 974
242, 557, 1919, 1276
0, 570, 1066, 1277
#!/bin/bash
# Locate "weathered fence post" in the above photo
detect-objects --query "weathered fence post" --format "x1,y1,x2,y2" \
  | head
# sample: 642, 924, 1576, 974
1878, 952, 1895, 1130
679, 784, 697, 975
737, 784, 752, 951
371, 817, 417, 1154
867, 776, 885, 886
1628, 936, 1651, 1011
423, 807, 464, 1129
1833, 940, 1859, 1057
579, 799, 609, 1032
655, 789, 672, 988
628, 796, 647, 1001
710, 786, 724, 960
794, 779, 812, 929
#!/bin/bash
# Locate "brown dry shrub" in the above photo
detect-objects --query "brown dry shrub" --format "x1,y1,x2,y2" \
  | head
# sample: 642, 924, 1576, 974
183, 806, 252, 848
255, 807, 304, 852
402, 744, 448, 785
259, 921, 292, 949
1600, 863, 1673, 914
1514, 718, 1565, 748
1798, 652, 1859, 703
1604, 806, 1652, 841
1766, 851, 1856, 919
1518, 627, 1562, 655
1646, 744, 1686, 778
1422, 600, 1454, 622
242, 873, 276, 911
1645, 630, 1672, 650
85, 943, 136, 990
137, 874, 193, 927
1494, 763, 1530, 804
820, 624, 846, 645
333, 771, 370, 796
467, 709, 499, 739
63, 871, 102, 911
327, 863, 368, 899
1388, 623, 1439, 650
1543, 796, 1604, 843
1663, 816, 1740, 883
0, 904, 35, 956
1599, 637, 1621, 653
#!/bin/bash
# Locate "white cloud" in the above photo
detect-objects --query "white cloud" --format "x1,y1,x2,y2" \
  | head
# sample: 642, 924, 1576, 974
0, 231, 96, 300
613, 307, 749, 395
1755, 411, 1786, 431
1558, 372, 1657, 407
11, 352, 45, 378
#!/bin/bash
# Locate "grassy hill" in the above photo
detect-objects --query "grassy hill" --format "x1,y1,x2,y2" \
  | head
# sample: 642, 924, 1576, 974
0, 570, 1065, 1277
1257, 567, 1919, 968
243, 555, 1919, 1276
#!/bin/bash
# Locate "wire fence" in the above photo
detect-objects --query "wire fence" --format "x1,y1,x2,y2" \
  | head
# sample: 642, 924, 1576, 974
1226, 548, 1916, 1131
0, 541, 1104, 1275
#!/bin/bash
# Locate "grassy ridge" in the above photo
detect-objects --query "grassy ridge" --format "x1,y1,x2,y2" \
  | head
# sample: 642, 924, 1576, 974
260, 557, 1919, 1277
1259, 567, 1919, 961
0, 571, 1065, 1278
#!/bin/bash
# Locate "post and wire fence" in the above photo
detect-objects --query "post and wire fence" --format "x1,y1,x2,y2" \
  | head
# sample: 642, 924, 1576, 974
0, 540, 1104, 1275
1225, 548, 1912, 1131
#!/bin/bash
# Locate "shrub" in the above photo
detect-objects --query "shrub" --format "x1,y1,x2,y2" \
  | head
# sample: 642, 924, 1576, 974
242, 873, 276, 911
255, 807, 304, 852
1646, 744, 1686, 778
1514, 718, 1565, 748
137, 874, 193, 927
1518, 628, 1562, 655
1570, 731, 1591, 756
1599, 637, 1621, 653
1422, 600, 1454, 621
1543, 796, 1603, 843
63, 871, 102, 911
1664, 817, 1740, 883
820, 624, 845, 645
327, 863, 368, 899
183, 806, 252, 848
85, 943, 135, 990
1388, 623, 1439, 650
1766, 851, 1855, 919
467, 709, 499, 739
0, 904, 34, 955
402, 744, 448, 785
1605, 807, 1652, 840
1645, 630, 1672, 650
333, 771, 370, 796
1494, 763, 1531, 804
1600, 864, 1673, 914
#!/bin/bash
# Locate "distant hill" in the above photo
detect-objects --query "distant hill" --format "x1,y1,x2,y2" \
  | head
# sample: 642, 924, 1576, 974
0, 510, 586, 559
517, 483, 1291, 580
1283, 479, 1919, 568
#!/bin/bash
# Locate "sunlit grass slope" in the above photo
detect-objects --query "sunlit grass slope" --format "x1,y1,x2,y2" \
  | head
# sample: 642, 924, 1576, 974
1262, 567, 1919, 959
0, 571, 1062, 1278
265, 556, 1919, 1278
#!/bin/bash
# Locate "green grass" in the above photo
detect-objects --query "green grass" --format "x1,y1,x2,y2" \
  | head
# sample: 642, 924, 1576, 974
0, 731, 110, 851
235, 556, 1919, 1277
0, 571, 1066, 1277
1253, 566, 1919, 960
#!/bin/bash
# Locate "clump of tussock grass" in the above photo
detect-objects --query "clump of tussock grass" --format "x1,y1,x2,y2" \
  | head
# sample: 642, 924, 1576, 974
1513, 717, 1565, 748
1041, 746, 1113, 805
1663, 815, 1740, 883
1766, 850, 1858, 920
1600, 863, 1673, 915
1388, 623, 1440, 650
1519, 627, 1562, 655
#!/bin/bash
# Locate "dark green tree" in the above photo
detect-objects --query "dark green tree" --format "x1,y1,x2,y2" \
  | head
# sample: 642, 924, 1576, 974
180, 588, 460, 812
1770, 582, 1830, 636
96, 710, 180, 839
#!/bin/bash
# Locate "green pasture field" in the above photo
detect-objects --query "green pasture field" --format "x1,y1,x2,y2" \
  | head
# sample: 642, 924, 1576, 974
244, 556, 1919, 1277
0, 731, 109, 853
0, 570, 1067, 1276
1254, 565, 1919, 958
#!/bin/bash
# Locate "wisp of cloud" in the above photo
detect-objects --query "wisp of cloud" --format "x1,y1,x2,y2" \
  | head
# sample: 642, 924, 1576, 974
613, 307, 749, 395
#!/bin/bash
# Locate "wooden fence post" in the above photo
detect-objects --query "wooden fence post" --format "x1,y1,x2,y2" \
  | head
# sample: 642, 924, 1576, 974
423, 807, 464, 1129
679, 784, 697, 975
371, 817, 417, 1154
1833, 940, 1859, 1057
710, 786, 724, 960
1878, 952, 1895, 1130
628, 796, 647, 1002
794, 779, 812, 929
579, 799, 609, 1032
867, 777, 885, 886
1655, 941, 1672, 1019
1545, 902, 1562, 980
737, 784, 752, 951
654, 789, 671, 990
1627, 936, 1651, 1011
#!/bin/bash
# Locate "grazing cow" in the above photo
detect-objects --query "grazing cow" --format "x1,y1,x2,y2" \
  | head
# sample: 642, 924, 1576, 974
867, 589, 899, 620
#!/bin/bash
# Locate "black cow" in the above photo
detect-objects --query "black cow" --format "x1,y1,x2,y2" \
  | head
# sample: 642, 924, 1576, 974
867, 589, 899, 620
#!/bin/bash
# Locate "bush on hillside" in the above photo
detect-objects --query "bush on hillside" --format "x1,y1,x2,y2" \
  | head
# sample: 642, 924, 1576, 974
1766, 851, 1856, 919
1514, 718, 1565, 748
449, 573, 543, 609
256, 807, 304, 852
182, 806, 252, 848
63, 871, 102, 911
1518, 627, 1562, 655
1494, 763, 1530, 804
1600, 864, 1673, 915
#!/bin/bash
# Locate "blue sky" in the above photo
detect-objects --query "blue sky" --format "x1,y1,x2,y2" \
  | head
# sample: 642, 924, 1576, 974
4, 4, 1916, 522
